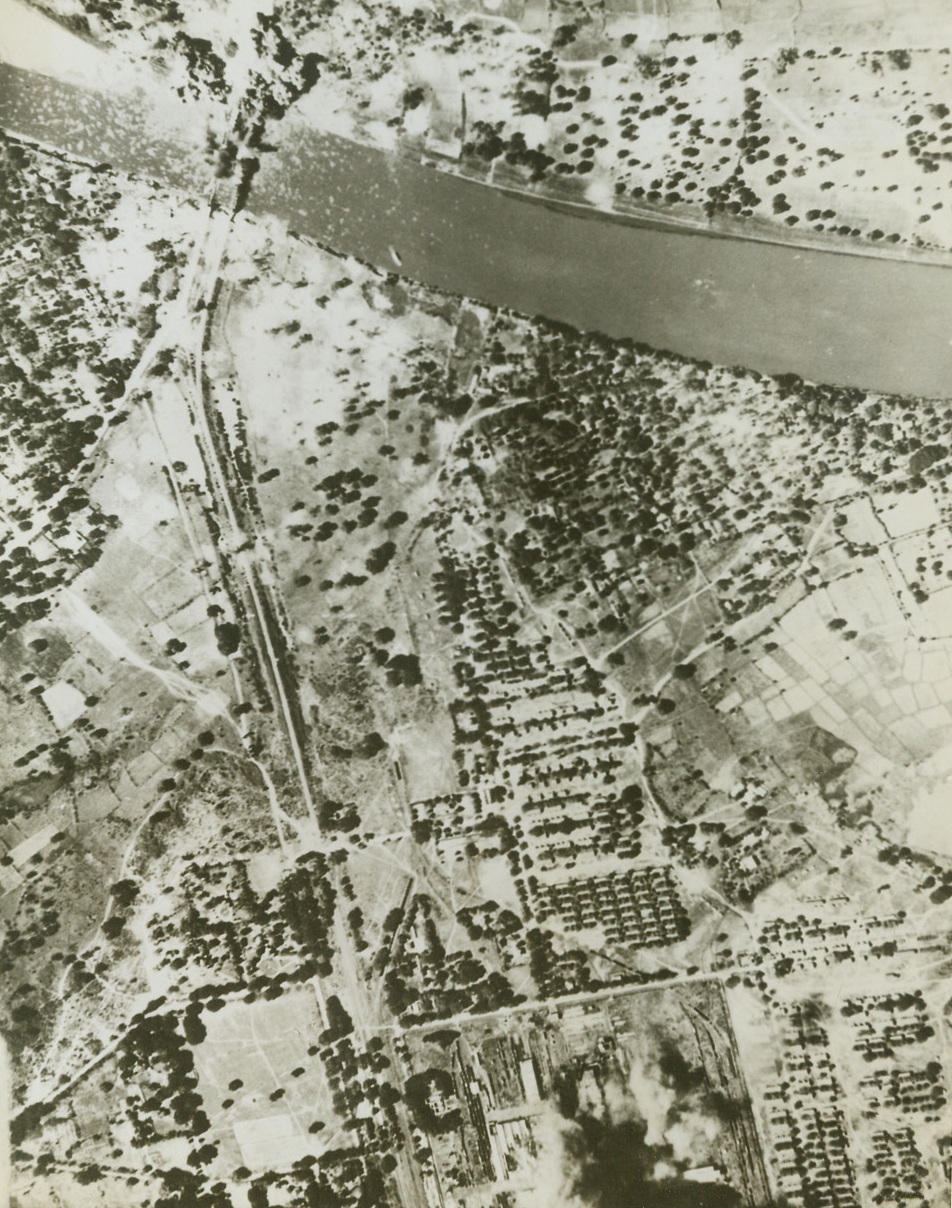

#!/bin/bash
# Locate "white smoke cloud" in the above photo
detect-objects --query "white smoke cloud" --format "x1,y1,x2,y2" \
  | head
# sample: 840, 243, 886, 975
665, 1111, 722, 1164
525, 1048, 728, 1207
530, 1104, 588, 1208
626, 1058, 677, 1146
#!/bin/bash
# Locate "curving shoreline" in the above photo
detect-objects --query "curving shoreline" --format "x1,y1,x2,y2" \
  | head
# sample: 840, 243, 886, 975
436, 151, 952, 268
254, 123, 952, 398
2, 58, 952, 399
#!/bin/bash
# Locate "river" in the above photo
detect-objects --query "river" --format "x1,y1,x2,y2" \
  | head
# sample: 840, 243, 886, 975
1, 60, 951, 398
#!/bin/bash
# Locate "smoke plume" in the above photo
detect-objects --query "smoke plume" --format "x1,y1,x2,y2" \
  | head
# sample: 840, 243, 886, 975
543, 1040, 743, 1208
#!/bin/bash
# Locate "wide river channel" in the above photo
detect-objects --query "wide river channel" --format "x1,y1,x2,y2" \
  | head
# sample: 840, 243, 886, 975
1, 60, 951, 398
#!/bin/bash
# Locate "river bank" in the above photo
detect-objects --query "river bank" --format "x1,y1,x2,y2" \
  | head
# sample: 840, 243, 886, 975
428, 148, 952, 267
255, 122, 952, 398
2, 60, 952, 398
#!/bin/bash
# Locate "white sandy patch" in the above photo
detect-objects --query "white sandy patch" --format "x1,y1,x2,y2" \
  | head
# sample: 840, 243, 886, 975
41, 681, 87, 729
403, 103, 431, 137
879, 485, 941, 539
10, 824, 57, 866
907, 780, 952, 857
247, 849, 286, 895
0, 0, 124, 87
